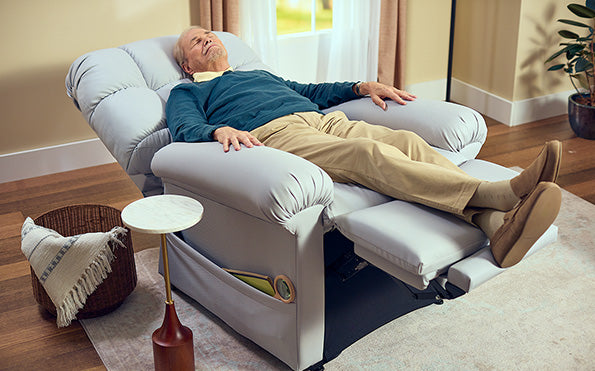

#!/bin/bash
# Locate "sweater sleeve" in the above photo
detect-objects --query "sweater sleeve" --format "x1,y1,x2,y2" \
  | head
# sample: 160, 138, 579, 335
166, 85, 226, 142
282, 78, 360, 110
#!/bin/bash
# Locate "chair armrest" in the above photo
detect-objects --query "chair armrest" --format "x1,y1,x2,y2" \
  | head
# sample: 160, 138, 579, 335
323, 98, 488, 160
151, 142, 334, 225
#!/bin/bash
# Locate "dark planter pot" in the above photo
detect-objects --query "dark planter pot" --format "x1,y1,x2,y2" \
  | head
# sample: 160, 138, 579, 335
568, 93, 595, 140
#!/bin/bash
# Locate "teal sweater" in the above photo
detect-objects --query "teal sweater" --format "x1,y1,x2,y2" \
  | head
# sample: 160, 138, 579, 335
166, 69, 359, 142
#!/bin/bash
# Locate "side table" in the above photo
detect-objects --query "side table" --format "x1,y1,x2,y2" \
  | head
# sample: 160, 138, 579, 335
122, 194, 204, 371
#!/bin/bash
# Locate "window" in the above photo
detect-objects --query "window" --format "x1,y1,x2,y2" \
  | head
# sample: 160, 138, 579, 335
240, 0, 378, 83
276, 0, 333, 36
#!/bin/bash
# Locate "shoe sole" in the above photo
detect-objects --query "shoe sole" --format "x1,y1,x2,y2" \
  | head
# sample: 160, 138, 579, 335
499, 184, 562, 268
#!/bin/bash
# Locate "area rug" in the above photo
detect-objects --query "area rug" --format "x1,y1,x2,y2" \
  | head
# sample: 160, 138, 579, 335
81, 188, 595, 370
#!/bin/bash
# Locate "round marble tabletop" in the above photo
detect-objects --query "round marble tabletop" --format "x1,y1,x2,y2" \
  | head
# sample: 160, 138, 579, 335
121, 195, 204, 234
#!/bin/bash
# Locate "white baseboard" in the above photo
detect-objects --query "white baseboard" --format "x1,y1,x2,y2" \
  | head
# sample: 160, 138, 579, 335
509, 90, 572, 126
0, 138, 116, 184
451, 78, 573, 126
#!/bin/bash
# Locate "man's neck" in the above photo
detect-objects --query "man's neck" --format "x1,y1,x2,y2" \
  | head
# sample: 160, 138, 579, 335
205, 61, 231, 73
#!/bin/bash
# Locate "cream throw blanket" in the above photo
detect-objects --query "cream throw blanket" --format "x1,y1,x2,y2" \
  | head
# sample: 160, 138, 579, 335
21, 217, 128, 327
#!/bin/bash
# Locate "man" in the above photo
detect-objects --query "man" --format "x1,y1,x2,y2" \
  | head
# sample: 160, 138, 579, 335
166, 26, 562, 269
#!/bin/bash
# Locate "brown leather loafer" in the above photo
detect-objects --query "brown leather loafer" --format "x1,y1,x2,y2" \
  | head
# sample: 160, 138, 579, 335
510, 140, 562, 199
490, 182, 561, 268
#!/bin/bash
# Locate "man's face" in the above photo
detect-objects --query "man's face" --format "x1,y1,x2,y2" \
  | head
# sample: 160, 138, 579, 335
181, 28, 228, 74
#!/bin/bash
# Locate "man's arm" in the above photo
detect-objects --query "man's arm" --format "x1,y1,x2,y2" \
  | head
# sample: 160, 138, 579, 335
281, 78, 357, 109
167, 86, 262, 152
280, 73, 416, 111
166, 87, 225, 142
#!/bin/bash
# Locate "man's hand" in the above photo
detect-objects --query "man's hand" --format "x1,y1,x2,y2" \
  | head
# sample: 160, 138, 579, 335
213, 126, 263, 152
358, 81, 416, 110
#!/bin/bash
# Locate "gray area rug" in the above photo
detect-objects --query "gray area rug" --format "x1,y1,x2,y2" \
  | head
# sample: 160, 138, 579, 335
81, 189, 595, 370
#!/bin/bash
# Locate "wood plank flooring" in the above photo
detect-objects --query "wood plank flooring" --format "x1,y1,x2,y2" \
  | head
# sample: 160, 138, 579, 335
0, 114, 593, 370
478, 115, 595, 204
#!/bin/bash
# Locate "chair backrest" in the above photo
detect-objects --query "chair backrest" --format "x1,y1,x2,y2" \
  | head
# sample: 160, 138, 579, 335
66, 32, 271, 195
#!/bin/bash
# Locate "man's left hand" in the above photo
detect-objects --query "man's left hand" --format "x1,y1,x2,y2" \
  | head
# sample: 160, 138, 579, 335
358, 82, 416, 110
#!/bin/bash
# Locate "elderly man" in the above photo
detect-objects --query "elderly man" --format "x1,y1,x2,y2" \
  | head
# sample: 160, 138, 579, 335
166, 26, 562, 268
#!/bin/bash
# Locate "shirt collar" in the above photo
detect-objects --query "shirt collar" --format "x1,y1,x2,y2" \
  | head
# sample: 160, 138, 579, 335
193, 67, 233, 83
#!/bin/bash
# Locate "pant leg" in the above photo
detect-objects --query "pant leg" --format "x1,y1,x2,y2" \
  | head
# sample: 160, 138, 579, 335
301, 110, 467, 174
250, 112, 481, 217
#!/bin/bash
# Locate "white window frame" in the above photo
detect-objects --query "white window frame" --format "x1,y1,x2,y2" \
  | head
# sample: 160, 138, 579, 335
276, 0, 332, 39
240, 1, 379, 84
276, 0, 333, 82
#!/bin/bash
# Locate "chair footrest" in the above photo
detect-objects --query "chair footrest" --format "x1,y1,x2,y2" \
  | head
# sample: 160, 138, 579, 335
333, 159, 559, 292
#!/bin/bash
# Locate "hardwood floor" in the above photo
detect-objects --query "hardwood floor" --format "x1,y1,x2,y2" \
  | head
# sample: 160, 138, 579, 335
0, 114, 593, 370
478, 115, 595, 204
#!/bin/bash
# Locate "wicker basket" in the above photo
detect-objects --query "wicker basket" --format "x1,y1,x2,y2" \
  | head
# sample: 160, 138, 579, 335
30, 204, 137, 319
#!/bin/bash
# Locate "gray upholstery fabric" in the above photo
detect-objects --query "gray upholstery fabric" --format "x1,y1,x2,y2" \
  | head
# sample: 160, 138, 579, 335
324, 98, 487, 158
336, 200, 488, 279
152, 142, 334, 227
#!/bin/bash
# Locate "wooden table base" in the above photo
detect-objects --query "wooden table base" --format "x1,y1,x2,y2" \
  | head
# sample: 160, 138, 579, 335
152, 302, 194, 371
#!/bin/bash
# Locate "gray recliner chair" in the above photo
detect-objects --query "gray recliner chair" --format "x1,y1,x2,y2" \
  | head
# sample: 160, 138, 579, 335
66, 32, 558, 370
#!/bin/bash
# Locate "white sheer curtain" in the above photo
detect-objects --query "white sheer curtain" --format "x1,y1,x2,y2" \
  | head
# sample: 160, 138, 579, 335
238, 0, 279, 72
325, 0, 381, 82
238, 1, 380, 82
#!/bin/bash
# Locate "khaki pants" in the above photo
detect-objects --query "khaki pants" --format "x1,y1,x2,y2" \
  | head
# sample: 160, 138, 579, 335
250, 111, 481, 219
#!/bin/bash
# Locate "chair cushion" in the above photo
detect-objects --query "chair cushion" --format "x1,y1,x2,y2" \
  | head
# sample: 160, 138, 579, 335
323, 183, 392, 231
324, 98, 487, 160
334, 200, 488, 289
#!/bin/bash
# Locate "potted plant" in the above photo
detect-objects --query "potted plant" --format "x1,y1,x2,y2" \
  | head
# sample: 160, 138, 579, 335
546, 1, 595, 139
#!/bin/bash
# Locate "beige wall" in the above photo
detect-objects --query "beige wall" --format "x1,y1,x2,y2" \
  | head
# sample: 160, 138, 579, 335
450, 0, 574, 102
405, 0, 452, 86
0, 0, 190, 155
451, 0, 522, 101
514, 0, 575, 101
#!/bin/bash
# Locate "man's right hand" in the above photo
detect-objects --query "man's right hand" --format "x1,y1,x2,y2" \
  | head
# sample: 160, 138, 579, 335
213, 126, 263, 152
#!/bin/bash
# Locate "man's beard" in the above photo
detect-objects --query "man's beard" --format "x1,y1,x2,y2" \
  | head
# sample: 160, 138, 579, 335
206, 46, 225, 62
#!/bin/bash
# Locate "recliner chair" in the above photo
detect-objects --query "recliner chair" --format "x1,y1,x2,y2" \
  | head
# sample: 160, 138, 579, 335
66, 32, 558, 370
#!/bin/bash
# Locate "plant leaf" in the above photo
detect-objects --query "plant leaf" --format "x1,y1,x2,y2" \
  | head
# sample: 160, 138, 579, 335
575, 57, 593, 72
546, 47, 569, 62
587, 0, 595, 11
570, 44, 586, 54
568, 3, 595, 18
546, 51, 562, 62
559, 30, 580, 39
547, 64, 565, 71
558, 19, 591, 28
566, 44, 585, 59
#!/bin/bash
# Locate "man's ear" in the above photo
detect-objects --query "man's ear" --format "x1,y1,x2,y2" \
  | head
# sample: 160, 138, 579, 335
181, 61, 193, 75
